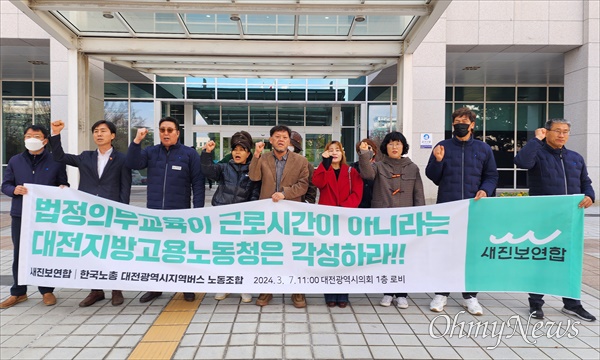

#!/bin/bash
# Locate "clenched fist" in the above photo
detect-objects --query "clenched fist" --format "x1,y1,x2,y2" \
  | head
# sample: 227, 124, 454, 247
51, 120, 65, 135
433, 145, 445, 162
134, 128, 148, 144
204, 140, 216, 153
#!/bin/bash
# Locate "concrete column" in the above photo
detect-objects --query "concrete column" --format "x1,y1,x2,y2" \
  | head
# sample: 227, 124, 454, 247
564, 0, 599, 187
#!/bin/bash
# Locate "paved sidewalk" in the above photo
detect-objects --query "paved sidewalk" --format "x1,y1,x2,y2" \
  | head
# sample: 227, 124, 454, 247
1, 190, 599, 359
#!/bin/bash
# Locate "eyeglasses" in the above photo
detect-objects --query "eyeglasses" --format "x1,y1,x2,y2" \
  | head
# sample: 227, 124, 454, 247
159, 127, 176, 134
24, 135, 44, 139
387, 142, 402, 148
550, 129, 570, 136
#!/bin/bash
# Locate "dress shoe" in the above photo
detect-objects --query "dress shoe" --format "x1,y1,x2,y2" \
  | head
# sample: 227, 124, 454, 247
139, 291, 162, 303
292, 294, 306, 308
338, 302, 348, 308
43, 292, 57, 306
184, 292, 195, 302
79, 290, 105, 307
112, 290, 124, 306
256, 293, 273, 306
0, 295, 28, 309
327, 301, 336, 307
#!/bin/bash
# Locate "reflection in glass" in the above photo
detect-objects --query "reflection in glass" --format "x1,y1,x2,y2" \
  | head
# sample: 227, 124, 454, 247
194, 104, 220, 125
131, 84, 154, 98
368, 104, 397, 145
250, 105, 276, 126
156, 84, 184, 99
2, 100, 32, 164
484, 103, 515, 169
306, 106, 332, 126
341, 128, 356, 163
104, 101, 132, 150
221, 104, 248, 126
278, 105, 304, 126
516, 103, 545, 153
34, 100, 51, 130
298, 15, 352, 36
305, 134, 332, 167
194, 132, 217, 158
105, 83, 129, 98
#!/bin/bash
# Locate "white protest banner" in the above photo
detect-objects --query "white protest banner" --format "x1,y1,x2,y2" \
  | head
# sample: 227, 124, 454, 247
18, 184, 584, 298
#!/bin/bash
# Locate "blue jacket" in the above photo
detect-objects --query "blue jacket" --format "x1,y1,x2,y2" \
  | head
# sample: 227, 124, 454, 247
1, 149, 69, 217
426, 136, 498, 203
514, 138, 595, 201
126, 141, 205, 209
49, 134, 131, 204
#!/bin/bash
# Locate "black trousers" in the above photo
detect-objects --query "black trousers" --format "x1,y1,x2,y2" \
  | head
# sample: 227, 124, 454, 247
11, 216, 54, 296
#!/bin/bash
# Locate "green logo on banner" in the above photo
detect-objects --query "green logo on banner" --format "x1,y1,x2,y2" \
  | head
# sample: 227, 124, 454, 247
465, 195, 584, 298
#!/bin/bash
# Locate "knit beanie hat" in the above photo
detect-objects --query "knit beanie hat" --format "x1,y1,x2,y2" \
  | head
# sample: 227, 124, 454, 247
231, 131, 253, 152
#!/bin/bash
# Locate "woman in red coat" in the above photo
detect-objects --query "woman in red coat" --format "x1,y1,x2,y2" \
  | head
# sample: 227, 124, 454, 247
312, 140, 363, 308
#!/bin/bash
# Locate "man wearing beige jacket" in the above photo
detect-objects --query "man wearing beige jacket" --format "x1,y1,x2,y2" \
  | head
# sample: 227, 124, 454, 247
249, 125, 309, 307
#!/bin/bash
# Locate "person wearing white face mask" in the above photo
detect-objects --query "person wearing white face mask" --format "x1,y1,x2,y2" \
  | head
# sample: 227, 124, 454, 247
1, 125, 69, 309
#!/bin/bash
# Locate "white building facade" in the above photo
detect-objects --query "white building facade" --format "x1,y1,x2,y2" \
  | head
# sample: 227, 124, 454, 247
1, 0, 598, 201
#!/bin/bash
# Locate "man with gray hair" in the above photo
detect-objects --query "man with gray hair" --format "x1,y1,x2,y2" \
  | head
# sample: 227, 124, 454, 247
514, 118, 595, 322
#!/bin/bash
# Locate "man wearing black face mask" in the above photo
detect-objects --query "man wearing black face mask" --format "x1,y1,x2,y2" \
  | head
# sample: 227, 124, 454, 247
425, 107, 498, 316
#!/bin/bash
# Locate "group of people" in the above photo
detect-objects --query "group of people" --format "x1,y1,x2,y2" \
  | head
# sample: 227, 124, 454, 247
0, 107, 595, 322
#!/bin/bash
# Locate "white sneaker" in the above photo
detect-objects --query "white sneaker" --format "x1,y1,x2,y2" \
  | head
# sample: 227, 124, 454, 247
462, 297, 483, 315
380, 295, 393, 307
240, 293, 252, 303
214, 293, 229, 301
430, 295, 447, 312
395, 297, 409, 309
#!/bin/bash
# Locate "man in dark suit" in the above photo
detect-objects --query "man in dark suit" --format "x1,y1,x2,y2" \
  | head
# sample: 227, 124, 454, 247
50, 119, 132, 307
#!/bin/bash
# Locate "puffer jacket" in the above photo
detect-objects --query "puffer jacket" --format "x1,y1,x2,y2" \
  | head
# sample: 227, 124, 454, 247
359, 152, 425, 208
2, 149, 69, 216
426, 136, 498, 204
514, 138, 595, 200
126, 141, 205, 209
200, 151, 261, 206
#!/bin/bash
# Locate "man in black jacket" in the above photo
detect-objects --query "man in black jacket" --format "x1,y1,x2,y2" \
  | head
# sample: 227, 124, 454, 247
1, 125, 69, 309
49, 119, 132, 307
515, 118, 595, 322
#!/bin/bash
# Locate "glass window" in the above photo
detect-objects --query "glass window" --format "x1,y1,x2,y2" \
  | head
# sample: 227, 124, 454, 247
341, 128, 356, 163
129, 100, 155, 152
497, 170, 514, 188
194, 104, 220, 125
484, 103, 515, 169
278, 105, 304, 126
34, 82, 51, 97
368, 87, 392, 101
184, 14, 239, 34
34, 100, 51, 129
104, 101, 131, 148
131, 83, 154, 98
298, 15, 352, 36
341, 105, 357, 126
305, 134, 332, 167
156, 84, 184, 99
156, 76, 184, 83
105, 83, 128, 98
445, 87, 453, 101
368, 104, 397, 144
486, 87, 515, 101
306, 106, 332, 126
517, 87, 546, 101
193, 132, 219, 158
516, 103, 545, 153
248, 86, 276, 101
2, 100, 32, 163
308, 87, 336, 101
57, 11, 129, 33
352, 16, 413, 36
454, 103, 484, 133
243, 14, 294, 35
345, 86, 366, 101
549, 87, 564, 102
250, 105, 276, 126
2, 81, 33, 97
121, 12, 184, 34
455, 87, 483, 101
221, 104, 248, 126
548, 104, 564, 119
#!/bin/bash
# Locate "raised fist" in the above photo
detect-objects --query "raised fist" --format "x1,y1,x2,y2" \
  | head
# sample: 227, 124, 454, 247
433, 145, 445, 162
204, 140, 216, 153
134, 128, 148, 144
534, 128, 546, 141
51, 120, 65, 135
